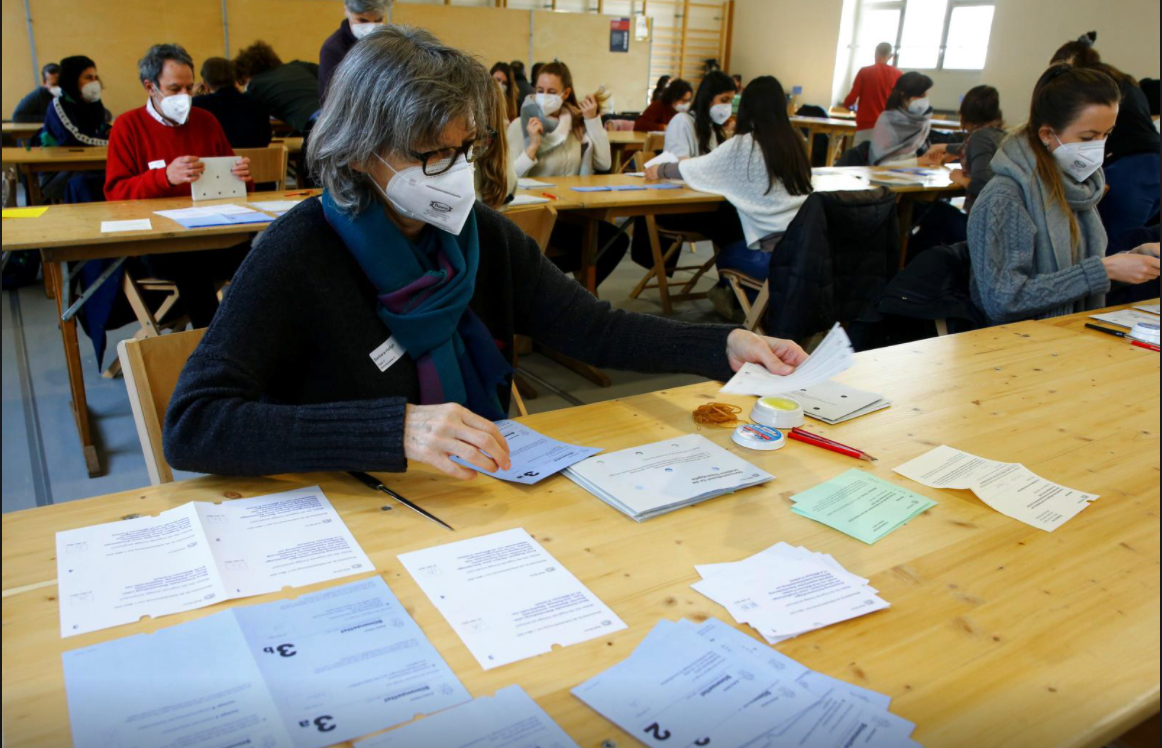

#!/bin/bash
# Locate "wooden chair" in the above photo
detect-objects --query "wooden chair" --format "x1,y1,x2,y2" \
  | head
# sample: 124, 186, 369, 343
235, 144, 289, 191
627, 150, 721, 314
118, 328, 206, 485
643, 132, 666, 153
718, 271, 769, 333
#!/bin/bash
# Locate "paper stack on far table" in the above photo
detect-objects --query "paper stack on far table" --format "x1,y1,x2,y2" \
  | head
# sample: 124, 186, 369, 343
792, 380, 891, 424
563, 434, 773, 521
721, 323, 854, 396
572, 617, 918, 748
691, 542, 889, 644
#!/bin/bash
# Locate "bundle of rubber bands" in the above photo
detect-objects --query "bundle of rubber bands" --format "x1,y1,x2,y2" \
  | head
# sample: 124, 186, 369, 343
692, 402, 744, 428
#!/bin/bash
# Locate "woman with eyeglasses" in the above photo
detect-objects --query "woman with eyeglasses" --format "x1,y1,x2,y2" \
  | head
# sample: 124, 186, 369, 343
163, 26, 808, 482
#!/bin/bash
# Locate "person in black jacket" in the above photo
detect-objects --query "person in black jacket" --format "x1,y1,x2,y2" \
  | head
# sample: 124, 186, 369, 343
12, 62, 60, 123
234, 41, 320, 134
193, 57, 272, 148
164, 25, 807, 481
319, 0, 390, 103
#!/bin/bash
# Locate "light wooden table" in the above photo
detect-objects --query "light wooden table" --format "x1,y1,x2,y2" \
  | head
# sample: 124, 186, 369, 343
1, 146, 108, 205
2, 190, 320, 477
607, 129, 649, 172
3, 310, 1158, 748
2, 121, 44, 140
792, 116, 964, 166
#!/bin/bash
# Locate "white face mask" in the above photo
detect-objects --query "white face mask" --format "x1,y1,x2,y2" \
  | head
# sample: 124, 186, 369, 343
496, 80, 508, 94
535, 93, 563, 115
81, 81, 102, 104
1051, 133, 1106, 183
674, 102, 691, 113
709, 102, 733, 125
157, 92, 192, 125
907, 97, 930, 116
374, 153, 477, 235
350, 22, 383, 40
48, 85, 62, 97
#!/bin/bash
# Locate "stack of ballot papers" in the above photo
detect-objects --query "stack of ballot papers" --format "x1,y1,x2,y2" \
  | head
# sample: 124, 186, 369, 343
793, 380, 891, 424
691, 543, 889, 643
721, 323, 854, 396
355, 686, 579, 748
399, 528, 626, 670
62, 577, 470, 748
573, 617, 918, 748
516, 177, 556, 189
55, 486, 373, 636
249, 199, 304, 215
450, 419, 601, 484
1089, 307, 1160, 329
563, 434, 773, 521
155, 204, 274, 229
895, 445, 1099, 531
790, 469, 936, 543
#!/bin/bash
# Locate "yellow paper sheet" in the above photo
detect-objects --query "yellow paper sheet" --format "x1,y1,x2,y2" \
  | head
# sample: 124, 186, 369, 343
2, 207, 49, 219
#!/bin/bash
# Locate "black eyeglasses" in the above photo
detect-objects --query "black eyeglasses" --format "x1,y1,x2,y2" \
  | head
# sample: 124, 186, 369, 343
408, 129, 496, 176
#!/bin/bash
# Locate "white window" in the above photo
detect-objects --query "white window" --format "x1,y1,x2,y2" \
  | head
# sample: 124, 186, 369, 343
850, 0, 995, 72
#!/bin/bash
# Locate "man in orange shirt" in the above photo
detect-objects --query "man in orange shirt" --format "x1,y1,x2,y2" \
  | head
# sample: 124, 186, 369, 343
844, 42, 902, 146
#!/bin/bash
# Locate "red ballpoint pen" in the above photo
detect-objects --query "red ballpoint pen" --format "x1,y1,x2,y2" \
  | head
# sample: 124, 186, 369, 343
1132, 340, 1160, 352
788, 427, 877, 461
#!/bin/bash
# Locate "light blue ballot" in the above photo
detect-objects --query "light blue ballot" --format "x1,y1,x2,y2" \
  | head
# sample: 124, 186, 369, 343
450, 419, 602, 484
63, 577, 470, 748
235, 576, 471, 747
354, 685, 580, 748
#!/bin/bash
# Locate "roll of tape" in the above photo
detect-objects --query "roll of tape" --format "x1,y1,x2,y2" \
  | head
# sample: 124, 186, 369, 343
732, 423, 786, 451
751, 396, 805, 429
1131, 321, 1160, 345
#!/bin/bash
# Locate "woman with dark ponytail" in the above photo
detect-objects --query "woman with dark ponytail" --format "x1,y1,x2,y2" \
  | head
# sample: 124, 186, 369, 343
966, 64, 1159, 324
1051, 32, 1161, 239
663, 70, 736, 158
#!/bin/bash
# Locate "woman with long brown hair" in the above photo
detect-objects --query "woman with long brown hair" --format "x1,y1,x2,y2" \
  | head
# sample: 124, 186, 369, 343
475, 79, 516, 208
966, 63, 1159, 324
489, 62, 520, 122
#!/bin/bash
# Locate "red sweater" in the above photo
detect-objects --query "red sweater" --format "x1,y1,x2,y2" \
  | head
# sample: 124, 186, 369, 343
634, 99, 678, 132
104, 105, 238, 200
844, 63, 903, 131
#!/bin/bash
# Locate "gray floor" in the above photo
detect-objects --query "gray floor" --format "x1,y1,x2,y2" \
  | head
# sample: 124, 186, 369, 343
2, 241, 726, 513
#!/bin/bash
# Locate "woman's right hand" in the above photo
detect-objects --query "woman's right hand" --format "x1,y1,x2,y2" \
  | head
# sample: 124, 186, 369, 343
1103, 253, 1162, 284
525, 117, 543, 160
403, 403, 512, 480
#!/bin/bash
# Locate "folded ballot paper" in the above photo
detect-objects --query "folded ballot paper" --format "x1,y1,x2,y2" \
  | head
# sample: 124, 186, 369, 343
793, 380, 891, 424
721, 323, 854, 397
563, 434, 773, 521
691, 542, 890, 643
572, 617, 918, 748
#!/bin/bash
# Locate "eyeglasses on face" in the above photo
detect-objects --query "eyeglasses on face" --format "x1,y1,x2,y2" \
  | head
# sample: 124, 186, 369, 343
408, 129, 496, 176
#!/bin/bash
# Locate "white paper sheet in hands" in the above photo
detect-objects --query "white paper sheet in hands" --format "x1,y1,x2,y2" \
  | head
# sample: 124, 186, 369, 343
720, 323, 854, 396
449, 419, 602, 484
191, 156, 245, 201
398, 528, 626, 670
644, 151, 679, 169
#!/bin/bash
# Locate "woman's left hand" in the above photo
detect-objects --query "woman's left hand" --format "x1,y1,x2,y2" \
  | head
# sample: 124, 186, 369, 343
726, 329, 808, 375
644, 164, 662, 181
579, 95, 600, 120
232, 156, 252, 182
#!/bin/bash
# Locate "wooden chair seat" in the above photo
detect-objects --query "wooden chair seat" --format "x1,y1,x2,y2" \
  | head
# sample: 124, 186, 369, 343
719, 269, 769, 333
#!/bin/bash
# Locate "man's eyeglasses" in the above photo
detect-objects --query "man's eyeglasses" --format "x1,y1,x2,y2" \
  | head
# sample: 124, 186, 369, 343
408, 129, 496, 176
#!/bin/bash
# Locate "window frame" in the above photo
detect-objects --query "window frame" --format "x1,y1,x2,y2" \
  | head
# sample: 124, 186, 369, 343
853, 0, 996, 72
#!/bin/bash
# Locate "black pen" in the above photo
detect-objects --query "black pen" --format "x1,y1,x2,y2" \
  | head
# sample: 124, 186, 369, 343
1085, 323, 1128, 338
348, 471, 454, 531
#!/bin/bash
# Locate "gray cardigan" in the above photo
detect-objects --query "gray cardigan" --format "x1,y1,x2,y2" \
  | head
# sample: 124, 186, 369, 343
947, 126, 1004, 211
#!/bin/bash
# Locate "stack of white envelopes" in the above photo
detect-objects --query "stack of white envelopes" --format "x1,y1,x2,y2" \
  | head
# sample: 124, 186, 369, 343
692, 542, 889, 644
564, 434, 773, 521
573, 617, 919, 748
793, 380, 892, 424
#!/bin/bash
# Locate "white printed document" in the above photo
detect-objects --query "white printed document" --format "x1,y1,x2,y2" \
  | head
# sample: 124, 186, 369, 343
355, 685, 579, 748
894, 445, 1099, 531
450, 419, 602, 484
56, 486, 373, 636
1090, 308, 1159, 328
721, 323, 854, 396
62, 577, 469, 748
564, 434, 773, 521
398, 528, 626, 670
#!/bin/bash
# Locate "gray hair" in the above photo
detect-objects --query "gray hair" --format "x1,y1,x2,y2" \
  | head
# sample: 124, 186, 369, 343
345, 0, 389, 14
138, 43, 194, 85
308, 25, 492, 213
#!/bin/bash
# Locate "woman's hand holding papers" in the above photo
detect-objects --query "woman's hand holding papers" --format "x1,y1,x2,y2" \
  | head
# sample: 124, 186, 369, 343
726, 330, 807, 376
404, 404, 512, 480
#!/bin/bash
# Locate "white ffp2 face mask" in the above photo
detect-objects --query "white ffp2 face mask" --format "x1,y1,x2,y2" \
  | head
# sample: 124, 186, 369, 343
908, 97, 931, 116
48, 86, 62, 97
81, 81, 102, 104
535, 93, 563, 115
158, 92, 191, 125
1052, 134, 1106, 183
351, 22, 383, 40
709, 102, 733, 125
674, 102, 691, 113
374, 153, 477, 235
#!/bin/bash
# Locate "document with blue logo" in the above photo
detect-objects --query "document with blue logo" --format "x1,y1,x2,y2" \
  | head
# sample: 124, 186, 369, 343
399, 528, 626, 670
450, 419, 602, 484
355, 685, 579, 748
62, 576, 470, 748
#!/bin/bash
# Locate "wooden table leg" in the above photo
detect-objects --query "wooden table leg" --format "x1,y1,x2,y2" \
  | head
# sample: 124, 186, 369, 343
22, 165, 44, 206
897, 196, 916, 270
40, 250, 55, 299
644, 215, 674, 315
611, 145, 624, 174
49, 260, 101, 477
580, 218, 598, 295
804, 127, 816, 163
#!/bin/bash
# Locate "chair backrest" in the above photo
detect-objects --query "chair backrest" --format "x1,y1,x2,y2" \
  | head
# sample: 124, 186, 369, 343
632, 150, 656, 172
505, 205, 558, 252
644, 132, 666, 152
118, 328, 206, 485
235, 145, 289, 190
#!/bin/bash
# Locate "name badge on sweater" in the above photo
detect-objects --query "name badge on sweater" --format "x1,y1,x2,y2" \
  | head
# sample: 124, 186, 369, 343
148, 159, 166, 170
370, 336, 405, 372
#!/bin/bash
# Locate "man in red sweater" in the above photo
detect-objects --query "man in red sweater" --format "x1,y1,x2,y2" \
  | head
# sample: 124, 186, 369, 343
843, 42, 903, 146
105, 43, 254, 327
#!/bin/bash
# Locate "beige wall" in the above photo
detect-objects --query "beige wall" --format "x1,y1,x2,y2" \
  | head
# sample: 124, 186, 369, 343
731, 0, 1161, 117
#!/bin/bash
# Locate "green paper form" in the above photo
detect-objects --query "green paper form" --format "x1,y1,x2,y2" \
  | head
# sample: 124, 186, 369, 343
791, 469, 936, 544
